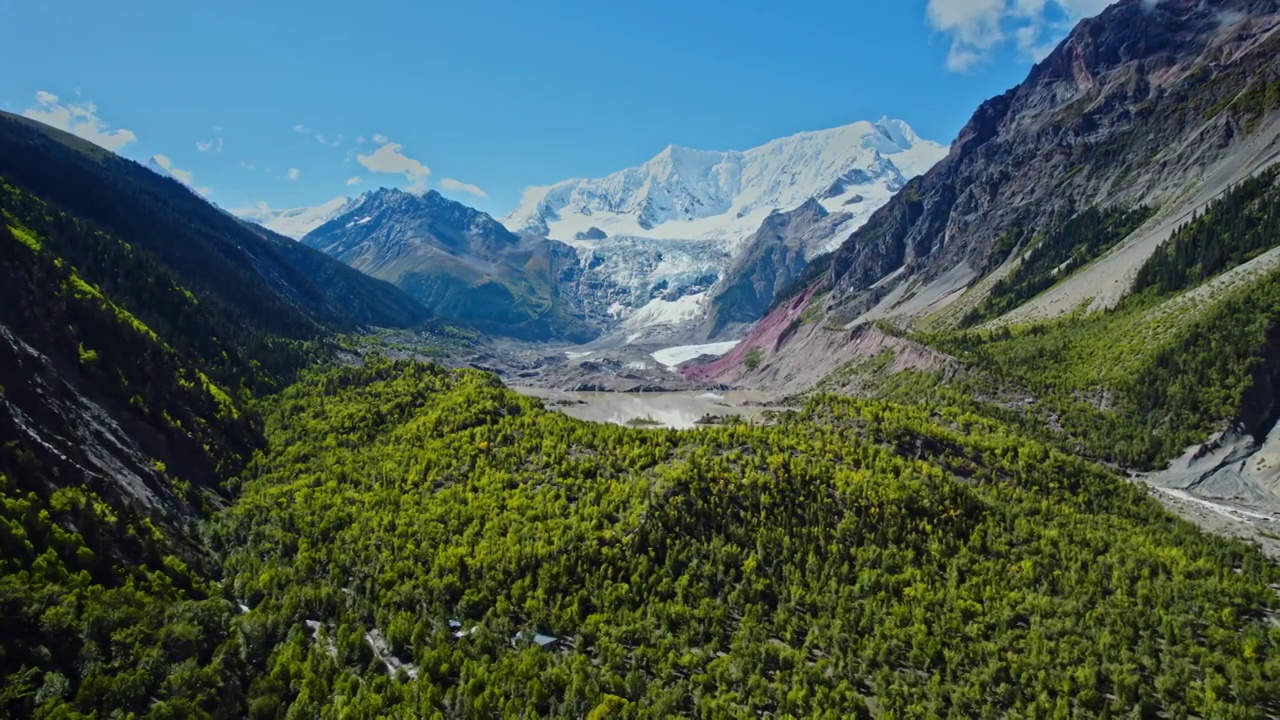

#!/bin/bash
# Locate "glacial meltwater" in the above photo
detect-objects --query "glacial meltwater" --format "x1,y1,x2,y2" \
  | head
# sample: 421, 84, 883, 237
516, 388, 775, 430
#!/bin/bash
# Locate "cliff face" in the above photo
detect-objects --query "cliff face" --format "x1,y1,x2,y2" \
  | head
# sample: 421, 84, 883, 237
824, 0, 1280, 314
701, 200, 846, 340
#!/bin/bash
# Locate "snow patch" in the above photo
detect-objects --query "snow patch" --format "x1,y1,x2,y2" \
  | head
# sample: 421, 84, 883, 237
624, 294, 709, 342
651, 340, 741, 369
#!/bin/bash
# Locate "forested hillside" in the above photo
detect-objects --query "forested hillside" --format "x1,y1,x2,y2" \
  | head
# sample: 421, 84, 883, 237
200, 360, 1278, 717
0, 189, 264, 716
0, 112, 429, 337
0, 116, 429, 718
7, 155, 1280, 716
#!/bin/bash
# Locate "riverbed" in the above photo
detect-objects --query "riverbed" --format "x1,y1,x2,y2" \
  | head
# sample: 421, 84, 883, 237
517, 388, 775, 430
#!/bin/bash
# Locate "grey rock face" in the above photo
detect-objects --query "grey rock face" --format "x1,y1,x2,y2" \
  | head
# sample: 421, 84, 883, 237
702, 199, 849, 339
575, 226, 608, 241
823, 0, 1280, 314
303, 188, 521, 273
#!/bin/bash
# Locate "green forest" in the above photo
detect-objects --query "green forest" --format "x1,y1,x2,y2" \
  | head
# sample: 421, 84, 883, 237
201, 360, 1280, 718
961, 206, 1154, 327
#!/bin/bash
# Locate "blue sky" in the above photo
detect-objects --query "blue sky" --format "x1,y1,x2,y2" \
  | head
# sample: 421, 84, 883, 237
0, 0, 1114, 217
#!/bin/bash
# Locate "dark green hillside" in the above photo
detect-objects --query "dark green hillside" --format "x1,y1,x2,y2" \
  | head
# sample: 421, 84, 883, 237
0, 115, 426, 718
961, 205, 1154, 327
0, 111, 429, 337
1133, 166, 1280, 298
0, 193, 262, 717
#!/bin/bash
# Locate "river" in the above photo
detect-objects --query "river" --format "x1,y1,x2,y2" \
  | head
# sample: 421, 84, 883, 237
516, 388, 775, 430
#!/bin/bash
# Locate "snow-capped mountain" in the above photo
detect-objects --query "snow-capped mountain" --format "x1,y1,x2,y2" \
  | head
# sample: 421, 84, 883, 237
505, 117, 944, 248
503, 117, 946, 339
234, 197, 356, 240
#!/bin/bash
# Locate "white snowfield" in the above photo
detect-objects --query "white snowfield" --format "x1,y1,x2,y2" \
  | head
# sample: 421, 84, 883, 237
504, 117, 943, 249
651, 341, 740, 369
233, 196, 356, 240
505, 117, 947, 338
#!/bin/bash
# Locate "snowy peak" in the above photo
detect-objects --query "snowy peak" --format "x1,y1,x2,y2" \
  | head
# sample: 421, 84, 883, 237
873, 115, 918, 148
499, 117, 946, 341
234, 196, 355, 240
503, 118, 946, 247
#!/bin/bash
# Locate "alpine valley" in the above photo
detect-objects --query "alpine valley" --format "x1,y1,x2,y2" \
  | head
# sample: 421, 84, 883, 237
249, 117, 946, 344
7, 0, 1280, 718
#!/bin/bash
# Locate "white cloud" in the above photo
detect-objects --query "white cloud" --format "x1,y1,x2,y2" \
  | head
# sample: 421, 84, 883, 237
357, 140, 431, 192
23, 91, 138, 152
196, 136, 224, 153
229, 201, 275, 220
151, 154, 210, 196
439, 177, 487, 198
926, 0, 1116, 72
287, 168, 301, 181
151, 154, 185, 183
295, 124, 343, 148
372, 133, 388, 144
346, 176, 362, 185
240, 160, 257, 170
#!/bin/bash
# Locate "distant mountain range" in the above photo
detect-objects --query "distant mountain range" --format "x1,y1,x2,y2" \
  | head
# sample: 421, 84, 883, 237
242, 118, 946, 343
234, 197, 356, 240
503, 117, 945, 340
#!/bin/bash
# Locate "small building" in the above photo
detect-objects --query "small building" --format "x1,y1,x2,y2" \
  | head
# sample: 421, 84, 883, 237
511, 631, 561, 650
448, 619, 478, 639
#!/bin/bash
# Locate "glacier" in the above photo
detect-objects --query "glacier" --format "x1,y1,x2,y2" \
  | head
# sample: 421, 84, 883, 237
504, 117, 947, 339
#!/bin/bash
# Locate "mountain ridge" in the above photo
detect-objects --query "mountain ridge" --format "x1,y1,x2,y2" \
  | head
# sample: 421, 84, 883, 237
301, 187, 601, 342
813, 0, 1280, 324
500, 117, 946, 340
504, 116, 945, 246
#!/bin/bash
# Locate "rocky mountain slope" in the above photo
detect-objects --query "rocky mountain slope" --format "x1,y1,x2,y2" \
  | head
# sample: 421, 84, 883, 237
504, 118, 947, 339
812, 0, 1280, 325
302, 188, 603, 341
720, 0, 1280, 385
698, 199, 849, 340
